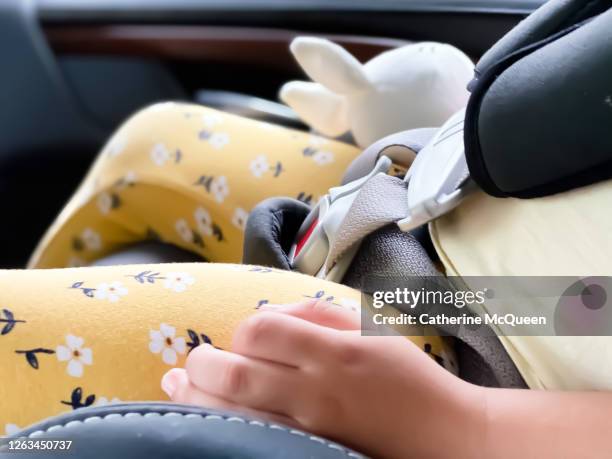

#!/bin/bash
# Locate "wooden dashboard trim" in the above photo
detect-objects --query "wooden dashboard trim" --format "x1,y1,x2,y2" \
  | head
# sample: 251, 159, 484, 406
44, 25, 410, 69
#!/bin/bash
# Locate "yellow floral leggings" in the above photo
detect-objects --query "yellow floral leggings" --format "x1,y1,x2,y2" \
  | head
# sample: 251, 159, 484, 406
2, 103, 454, 435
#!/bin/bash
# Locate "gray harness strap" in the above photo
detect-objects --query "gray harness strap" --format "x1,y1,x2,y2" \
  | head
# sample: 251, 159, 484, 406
323, 127, 527, 388
341, 224, 527, 389
325, 174, 409, 272
341, 127, 438, 185
290, 121, 525, 388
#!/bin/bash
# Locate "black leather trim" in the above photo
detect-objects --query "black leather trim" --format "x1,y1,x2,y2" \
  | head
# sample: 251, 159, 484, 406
2, 403, 364, 459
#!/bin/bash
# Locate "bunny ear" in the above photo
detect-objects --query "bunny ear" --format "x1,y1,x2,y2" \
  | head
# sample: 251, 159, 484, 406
279, 81, 350, 137
289, 37, 371, 95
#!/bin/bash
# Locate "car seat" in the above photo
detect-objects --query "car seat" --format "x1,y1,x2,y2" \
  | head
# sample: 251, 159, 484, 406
4, 0, 612, 456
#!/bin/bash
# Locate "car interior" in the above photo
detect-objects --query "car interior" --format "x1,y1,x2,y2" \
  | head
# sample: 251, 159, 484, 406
5, 0, 612, 458
0, 0, 544, 269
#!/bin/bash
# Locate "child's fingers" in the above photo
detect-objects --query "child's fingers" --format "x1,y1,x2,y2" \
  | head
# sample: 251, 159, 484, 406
161, 368, 299, 428
231, 311, 340, 367
162, 368, 219, 406
259, 299, 360, 330
184, 344, 303, 416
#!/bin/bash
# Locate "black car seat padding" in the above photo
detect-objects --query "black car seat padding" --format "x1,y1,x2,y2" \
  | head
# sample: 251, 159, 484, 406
465, 0, 612, 198
1, 403, 363, 459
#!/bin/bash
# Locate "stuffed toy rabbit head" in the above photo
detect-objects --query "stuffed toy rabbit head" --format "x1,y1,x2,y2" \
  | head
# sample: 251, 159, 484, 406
280, 37, 474, 147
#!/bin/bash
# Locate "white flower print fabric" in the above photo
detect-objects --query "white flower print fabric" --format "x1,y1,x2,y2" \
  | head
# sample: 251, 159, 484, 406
210, 176, 229, 203
14, 104, 393, 431
56, 335, 93, 378
81, 228, 102, 251
95, 396, 121, 406
175, 219, 193, 243
94, 281, 128, 302
97, 192, 113, 215
208, 132, 230, 150
249, 155, 270, 178
149, 323, 187, 365
312, 150, 335, 165
194, 207, 213, 236
150, 143, 171, 166
163, 272, 195, 293
232, 207, 249, 231
5, 423, 20, 436
28, 104, 364, 272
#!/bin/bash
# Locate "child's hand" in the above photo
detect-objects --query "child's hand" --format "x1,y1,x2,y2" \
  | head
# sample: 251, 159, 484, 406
161, 300, 483, 458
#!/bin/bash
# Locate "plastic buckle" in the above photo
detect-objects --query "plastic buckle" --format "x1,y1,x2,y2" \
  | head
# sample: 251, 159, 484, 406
288, 155, 392, 279
397, 109, 472, 232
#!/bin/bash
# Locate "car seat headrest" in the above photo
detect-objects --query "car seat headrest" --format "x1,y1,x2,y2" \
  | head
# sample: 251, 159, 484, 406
464, 0, 612, 198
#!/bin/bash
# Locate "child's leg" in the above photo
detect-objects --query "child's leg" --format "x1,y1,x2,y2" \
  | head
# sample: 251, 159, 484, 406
28, 103, 361, 268
0, 262, 452, 434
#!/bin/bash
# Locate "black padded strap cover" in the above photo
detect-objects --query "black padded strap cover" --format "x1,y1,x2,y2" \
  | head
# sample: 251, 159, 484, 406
242, 198, 311, 269
465, 0, 612, 198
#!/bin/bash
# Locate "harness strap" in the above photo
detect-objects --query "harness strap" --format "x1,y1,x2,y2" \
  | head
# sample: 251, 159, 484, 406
286, 119, 526, 387
342, 226, 527, 388
325, 173, 408, 272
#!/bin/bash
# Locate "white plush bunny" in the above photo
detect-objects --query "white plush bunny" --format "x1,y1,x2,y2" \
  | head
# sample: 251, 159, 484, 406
280, 37, 474, 147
